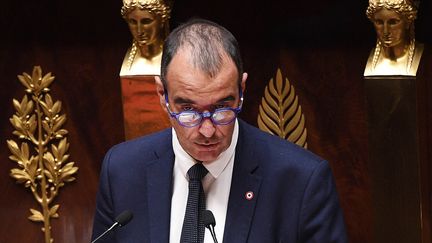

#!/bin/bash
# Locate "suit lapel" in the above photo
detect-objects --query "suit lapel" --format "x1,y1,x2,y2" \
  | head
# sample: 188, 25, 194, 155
223, 121, 262, 242
146, 140, 175, 243
144, 122, 262, 243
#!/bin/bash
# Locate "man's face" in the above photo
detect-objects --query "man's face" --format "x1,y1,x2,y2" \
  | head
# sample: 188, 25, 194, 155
372, 8, 409, 48
156, 48, 246, 163
126, 8, 162, 47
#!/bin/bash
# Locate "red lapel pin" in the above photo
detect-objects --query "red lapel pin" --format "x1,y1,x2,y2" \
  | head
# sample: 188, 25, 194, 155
245, 191, 254, 200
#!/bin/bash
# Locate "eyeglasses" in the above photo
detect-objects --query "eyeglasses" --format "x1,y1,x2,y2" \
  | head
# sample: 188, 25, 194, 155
164, 90, 243, 128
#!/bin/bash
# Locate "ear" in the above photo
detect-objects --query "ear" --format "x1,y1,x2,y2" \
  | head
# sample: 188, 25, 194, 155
154, 75, 168, 113
240, 72, 247, 94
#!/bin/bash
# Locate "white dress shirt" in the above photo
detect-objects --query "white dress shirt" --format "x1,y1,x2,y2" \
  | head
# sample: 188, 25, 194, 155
169, 120, 239, 243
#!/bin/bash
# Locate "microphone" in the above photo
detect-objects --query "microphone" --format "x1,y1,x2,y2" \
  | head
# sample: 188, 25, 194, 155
203, 210, 218, 243
91, 210, 133, 243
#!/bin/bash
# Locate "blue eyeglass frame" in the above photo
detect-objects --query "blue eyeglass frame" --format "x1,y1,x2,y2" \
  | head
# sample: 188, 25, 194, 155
164, 89, 244, 128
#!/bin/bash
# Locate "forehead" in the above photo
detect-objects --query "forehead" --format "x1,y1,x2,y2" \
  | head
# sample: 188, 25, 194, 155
374, 8, 402, 19
128, 8, 155, 19
165, 48, 239, 100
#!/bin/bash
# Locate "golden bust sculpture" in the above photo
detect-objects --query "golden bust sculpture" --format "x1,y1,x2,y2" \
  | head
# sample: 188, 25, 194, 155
364, 0, 423, 76
120, 0, 172, 76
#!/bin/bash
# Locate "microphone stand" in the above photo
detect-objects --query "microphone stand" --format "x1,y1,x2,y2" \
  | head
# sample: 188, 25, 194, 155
208, 223, 218, 243
91, 222, 119, 243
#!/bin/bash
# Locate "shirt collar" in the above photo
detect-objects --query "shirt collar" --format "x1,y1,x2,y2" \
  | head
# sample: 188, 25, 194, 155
172, 119, 239, 179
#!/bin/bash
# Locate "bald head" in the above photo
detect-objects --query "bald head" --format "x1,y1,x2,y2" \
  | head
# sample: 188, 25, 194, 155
160, 19, 243, 88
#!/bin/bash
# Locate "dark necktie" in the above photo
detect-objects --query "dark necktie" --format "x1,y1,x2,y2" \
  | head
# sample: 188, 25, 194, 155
180, 163, 208, 243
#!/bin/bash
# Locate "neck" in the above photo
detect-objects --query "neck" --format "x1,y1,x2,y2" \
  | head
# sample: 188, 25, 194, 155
381, 40, 410, 61
136, 41, 163, 60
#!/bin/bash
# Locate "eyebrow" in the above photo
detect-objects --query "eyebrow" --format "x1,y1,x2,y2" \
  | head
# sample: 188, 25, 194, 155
173, 97, 195, 104
173, 95, 235, 105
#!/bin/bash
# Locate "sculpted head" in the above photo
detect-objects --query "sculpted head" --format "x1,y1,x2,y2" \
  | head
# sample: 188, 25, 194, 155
366, 0, 418, 48
121, 0, 171, 55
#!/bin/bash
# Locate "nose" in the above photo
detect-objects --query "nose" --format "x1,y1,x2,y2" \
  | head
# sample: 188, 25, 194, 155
137, 24, 143, 35
383, 23, 390, 36
198, 118, 216, 138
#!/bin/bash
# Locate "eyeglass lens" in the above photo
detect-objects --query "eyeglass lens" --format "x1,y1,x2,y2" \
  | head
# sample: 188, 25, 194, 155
177, 109, 236, 127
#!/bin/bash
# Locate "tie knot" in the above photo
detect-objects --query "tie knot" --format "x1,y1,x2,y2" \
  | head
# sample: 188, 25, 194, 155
188, 163, 208, 180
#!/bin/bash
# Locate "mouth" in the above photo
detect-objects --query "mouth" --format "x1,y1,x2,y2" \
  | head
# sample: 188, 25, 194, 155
381, 37, 394, 44
136, 39, 150, 46
381, 35, 392, 41
195, 141, 219, 151
137, 35, 149, 41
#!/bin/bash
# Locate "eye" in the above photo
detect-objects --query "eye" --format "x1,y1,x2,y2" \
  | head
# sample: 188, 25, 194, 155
374, 19, 384, 25
140, 18, 154, 25
215, 104, 228, 109
181, 105, 194, 111
388, 18, 400, 25
129, 19, 137, 25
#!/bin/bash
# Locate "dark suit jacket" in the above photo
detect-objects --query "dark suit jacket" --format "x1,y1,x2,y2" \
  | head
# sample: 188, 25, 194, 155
92, 120, 348, 242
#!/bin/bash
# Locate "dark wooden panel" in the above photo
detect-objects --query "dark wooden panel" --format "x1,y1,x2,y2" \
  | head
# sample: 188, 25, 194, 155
0, 0, 431, 242
365, 77, 422, 243
417, 49, 432, 243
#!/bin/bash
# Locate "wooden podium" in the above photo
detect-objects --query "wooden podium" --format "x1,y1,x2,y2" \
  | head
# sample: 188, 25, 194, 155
120, 75, 170, 140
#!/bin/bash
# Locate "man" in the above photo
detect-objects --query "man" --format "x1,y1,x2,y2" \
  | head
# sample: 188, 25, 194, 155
92, 19, 348, 242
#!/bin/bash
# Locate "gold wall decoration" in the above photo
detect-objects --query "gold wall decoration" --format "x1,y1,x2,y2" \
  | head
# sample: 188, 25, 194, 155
7, 66, 78, 243
257, 68, 307, 148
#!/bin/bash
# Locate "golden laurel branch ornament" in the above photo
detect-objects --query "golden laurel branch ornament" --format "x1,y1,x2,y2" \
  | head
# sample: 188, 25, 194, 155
257, 68, 307, 148
7, 66, 78, 243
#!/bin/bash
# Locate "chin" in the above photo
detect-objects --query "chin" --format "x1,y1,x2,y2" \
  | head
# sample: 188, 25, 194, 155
192, 151, 220, 163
